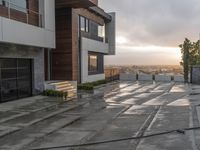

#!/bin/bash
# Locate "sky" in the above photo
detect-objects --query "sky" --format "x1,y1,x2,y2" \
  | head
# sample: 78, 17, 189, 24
99, 0, 200, 65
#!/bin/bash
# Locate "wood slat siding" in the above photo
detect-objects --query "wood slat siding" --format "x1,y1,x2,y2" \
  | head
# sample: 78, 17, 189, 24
0, 0, 39, 26
51, 8, 76, 81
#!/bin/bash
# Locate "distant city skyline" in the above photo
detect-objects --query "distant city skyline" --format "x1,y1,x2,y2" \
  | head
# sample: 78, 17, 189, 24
99, 0, 200, 65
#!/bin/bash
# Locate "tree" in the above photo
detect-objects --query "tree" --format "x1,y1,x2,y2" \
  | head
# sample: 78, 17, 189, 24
180, 39, 200, 83
179, 38, 191, 83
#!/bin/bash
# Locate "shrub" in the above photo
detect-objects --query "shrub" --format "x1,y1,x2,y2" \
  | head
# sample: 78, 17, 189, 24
43, 90, 68, 99
78, 84, 94, 90
78, 79, 107, 90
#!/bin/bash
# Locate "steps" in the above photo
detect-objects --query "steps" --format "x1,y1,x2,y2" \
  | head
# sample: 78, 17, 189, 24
45, 81, 77, 99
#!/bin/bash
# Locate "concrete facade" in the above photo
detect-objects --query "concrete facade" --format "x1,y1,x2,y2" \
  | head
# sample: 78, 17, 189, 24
138, 74, 153, 81
155, 75, 171, 82
174, 75, 184, 83
105, 12, 116, 55
120, 73, 185, 83
120, 73, 137, 81
81, 38, 108, 83
0, 44, 44, 95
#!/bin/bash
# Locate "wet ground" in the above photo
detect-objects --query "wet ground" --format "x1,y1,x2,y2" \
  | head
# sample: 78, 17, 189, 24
0, 81, 200, 150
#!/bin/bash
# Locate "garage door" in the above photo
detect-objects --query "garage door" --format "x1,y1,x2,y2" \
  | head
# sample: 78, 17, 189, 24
0, 58, 32, 102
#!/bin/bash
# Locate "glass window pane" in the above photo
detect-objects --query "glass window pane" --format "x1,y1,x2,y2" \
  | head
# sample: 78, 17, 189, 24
1, 79, 17, 101
18, 88, 31, 98
1, 69, 17, 79
9, 0, 27, 12
1, 59, 17, 68
85, 19, 89, 32
88, 54, 98, 72
0, 58, 32, 102
18, 59, 31, 68
80, 16, 85, 31
98, 25, 105, 37
18, 78, 31, 89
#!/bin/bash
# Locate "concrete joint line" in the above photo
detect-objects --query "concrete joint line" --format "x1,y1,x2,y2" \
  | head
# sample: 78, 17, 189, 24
132, 105, 161, 150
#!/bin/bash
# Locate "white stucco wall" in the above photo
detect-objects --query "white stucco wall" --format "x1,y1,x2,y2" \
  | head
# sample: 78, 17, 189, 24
81, 37, 108, 83
0, 0, 55, 48
82, 37, 109, 54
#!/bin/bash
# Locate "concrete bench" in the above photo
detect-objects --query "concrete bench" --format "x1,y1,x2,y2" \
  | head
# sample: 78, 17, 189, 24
174, 75, 184, 82
120, 73, 136, 81
155, 75, 171, 82
138, 74, 153, 81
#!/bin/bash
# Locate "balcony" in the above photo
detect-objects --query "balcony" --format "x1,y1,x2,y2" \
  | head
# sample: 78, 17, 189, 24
81, 37, 109, 54
56, 0, 96, 8
0, 1, 42, 27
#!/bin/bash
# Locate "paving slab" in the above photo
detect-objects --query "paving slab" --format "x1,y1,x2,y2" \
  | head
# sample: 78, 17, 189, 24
0, 115, 81, 150
29, 130, 92, 150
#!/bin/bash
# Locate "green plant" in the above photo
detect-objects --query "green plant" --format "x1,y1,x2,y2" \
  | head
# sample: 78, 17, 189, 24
78, 79, 107, 90
78, 84, 94, 90
43, 90, 68, 99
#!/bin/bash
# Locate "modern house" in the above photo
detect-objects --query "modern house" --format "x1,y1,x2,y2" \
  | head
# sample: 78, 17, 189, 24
0, 0, 115, 102
0, 0, 55, 102
48, 0, 115, 84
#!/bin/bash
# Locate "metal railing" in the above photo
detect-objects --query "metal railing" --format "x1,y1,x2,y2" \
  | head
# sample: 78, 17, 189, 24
1, 0, 42, 27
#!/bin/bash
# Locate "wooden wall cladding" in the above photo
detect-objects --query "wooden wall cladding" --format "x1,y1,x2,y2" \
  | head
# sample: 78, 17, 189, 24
74, 8, 104, 25
0, 0, 39, 26
51, 8, 78, 81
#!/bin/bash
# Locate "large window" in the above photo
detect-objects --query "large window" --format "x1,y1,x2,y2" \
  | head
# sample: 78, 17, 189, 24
88, 54, 98, 73
88, 52, 104, 75
0, 0, 28, 13
0, 58, 32, 102
80, 16, 89, 32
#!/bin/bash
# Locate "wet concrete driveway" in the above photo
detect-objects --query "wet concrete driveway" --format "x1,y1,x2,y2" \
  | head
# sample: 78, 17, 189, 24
0, 81, 200, 150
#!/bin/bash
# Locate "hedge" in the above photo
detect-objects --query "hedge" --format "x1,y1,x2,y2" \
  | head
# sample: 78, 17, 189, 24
43, 90, 68, 99
78, 79, 107, 90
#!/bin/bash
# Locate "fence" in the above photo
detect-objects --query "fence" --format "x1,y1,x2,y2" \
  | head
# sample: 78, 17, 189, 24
105, 68, 120, 81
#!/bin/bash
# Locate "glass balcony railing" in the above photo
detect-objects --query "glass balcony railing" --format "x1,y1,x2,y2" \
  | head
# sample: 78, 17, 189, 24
0, 0, 42, 27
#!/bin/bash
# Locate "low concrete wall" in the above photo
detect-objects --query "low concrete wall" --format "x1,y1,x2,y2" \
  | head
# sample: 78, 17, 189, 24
120, 73, 136, 81
120, 73, 184, 83
174, 75, 184, 82
155, 75, 171, 82
138, 74, 153, 81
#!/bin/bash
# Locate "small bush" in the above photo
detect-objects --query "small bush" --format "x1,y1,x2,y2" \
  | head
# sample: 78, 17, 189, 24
78, 80, 107, 90
78, 84, 94, 90
43, 90, 68, 99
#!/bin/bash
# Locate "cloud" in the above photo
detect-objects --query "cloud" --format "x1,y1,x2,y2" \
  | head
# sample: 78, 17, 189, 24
105, 46, 181, 65
100, 0, 200, 47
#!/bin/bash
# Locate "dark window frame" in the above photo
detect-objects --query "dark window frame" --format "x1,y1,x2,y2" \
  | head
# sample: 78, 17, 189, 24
88, 53, 98, 74
79, 16, 90, 33
88, 52, 104, 75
